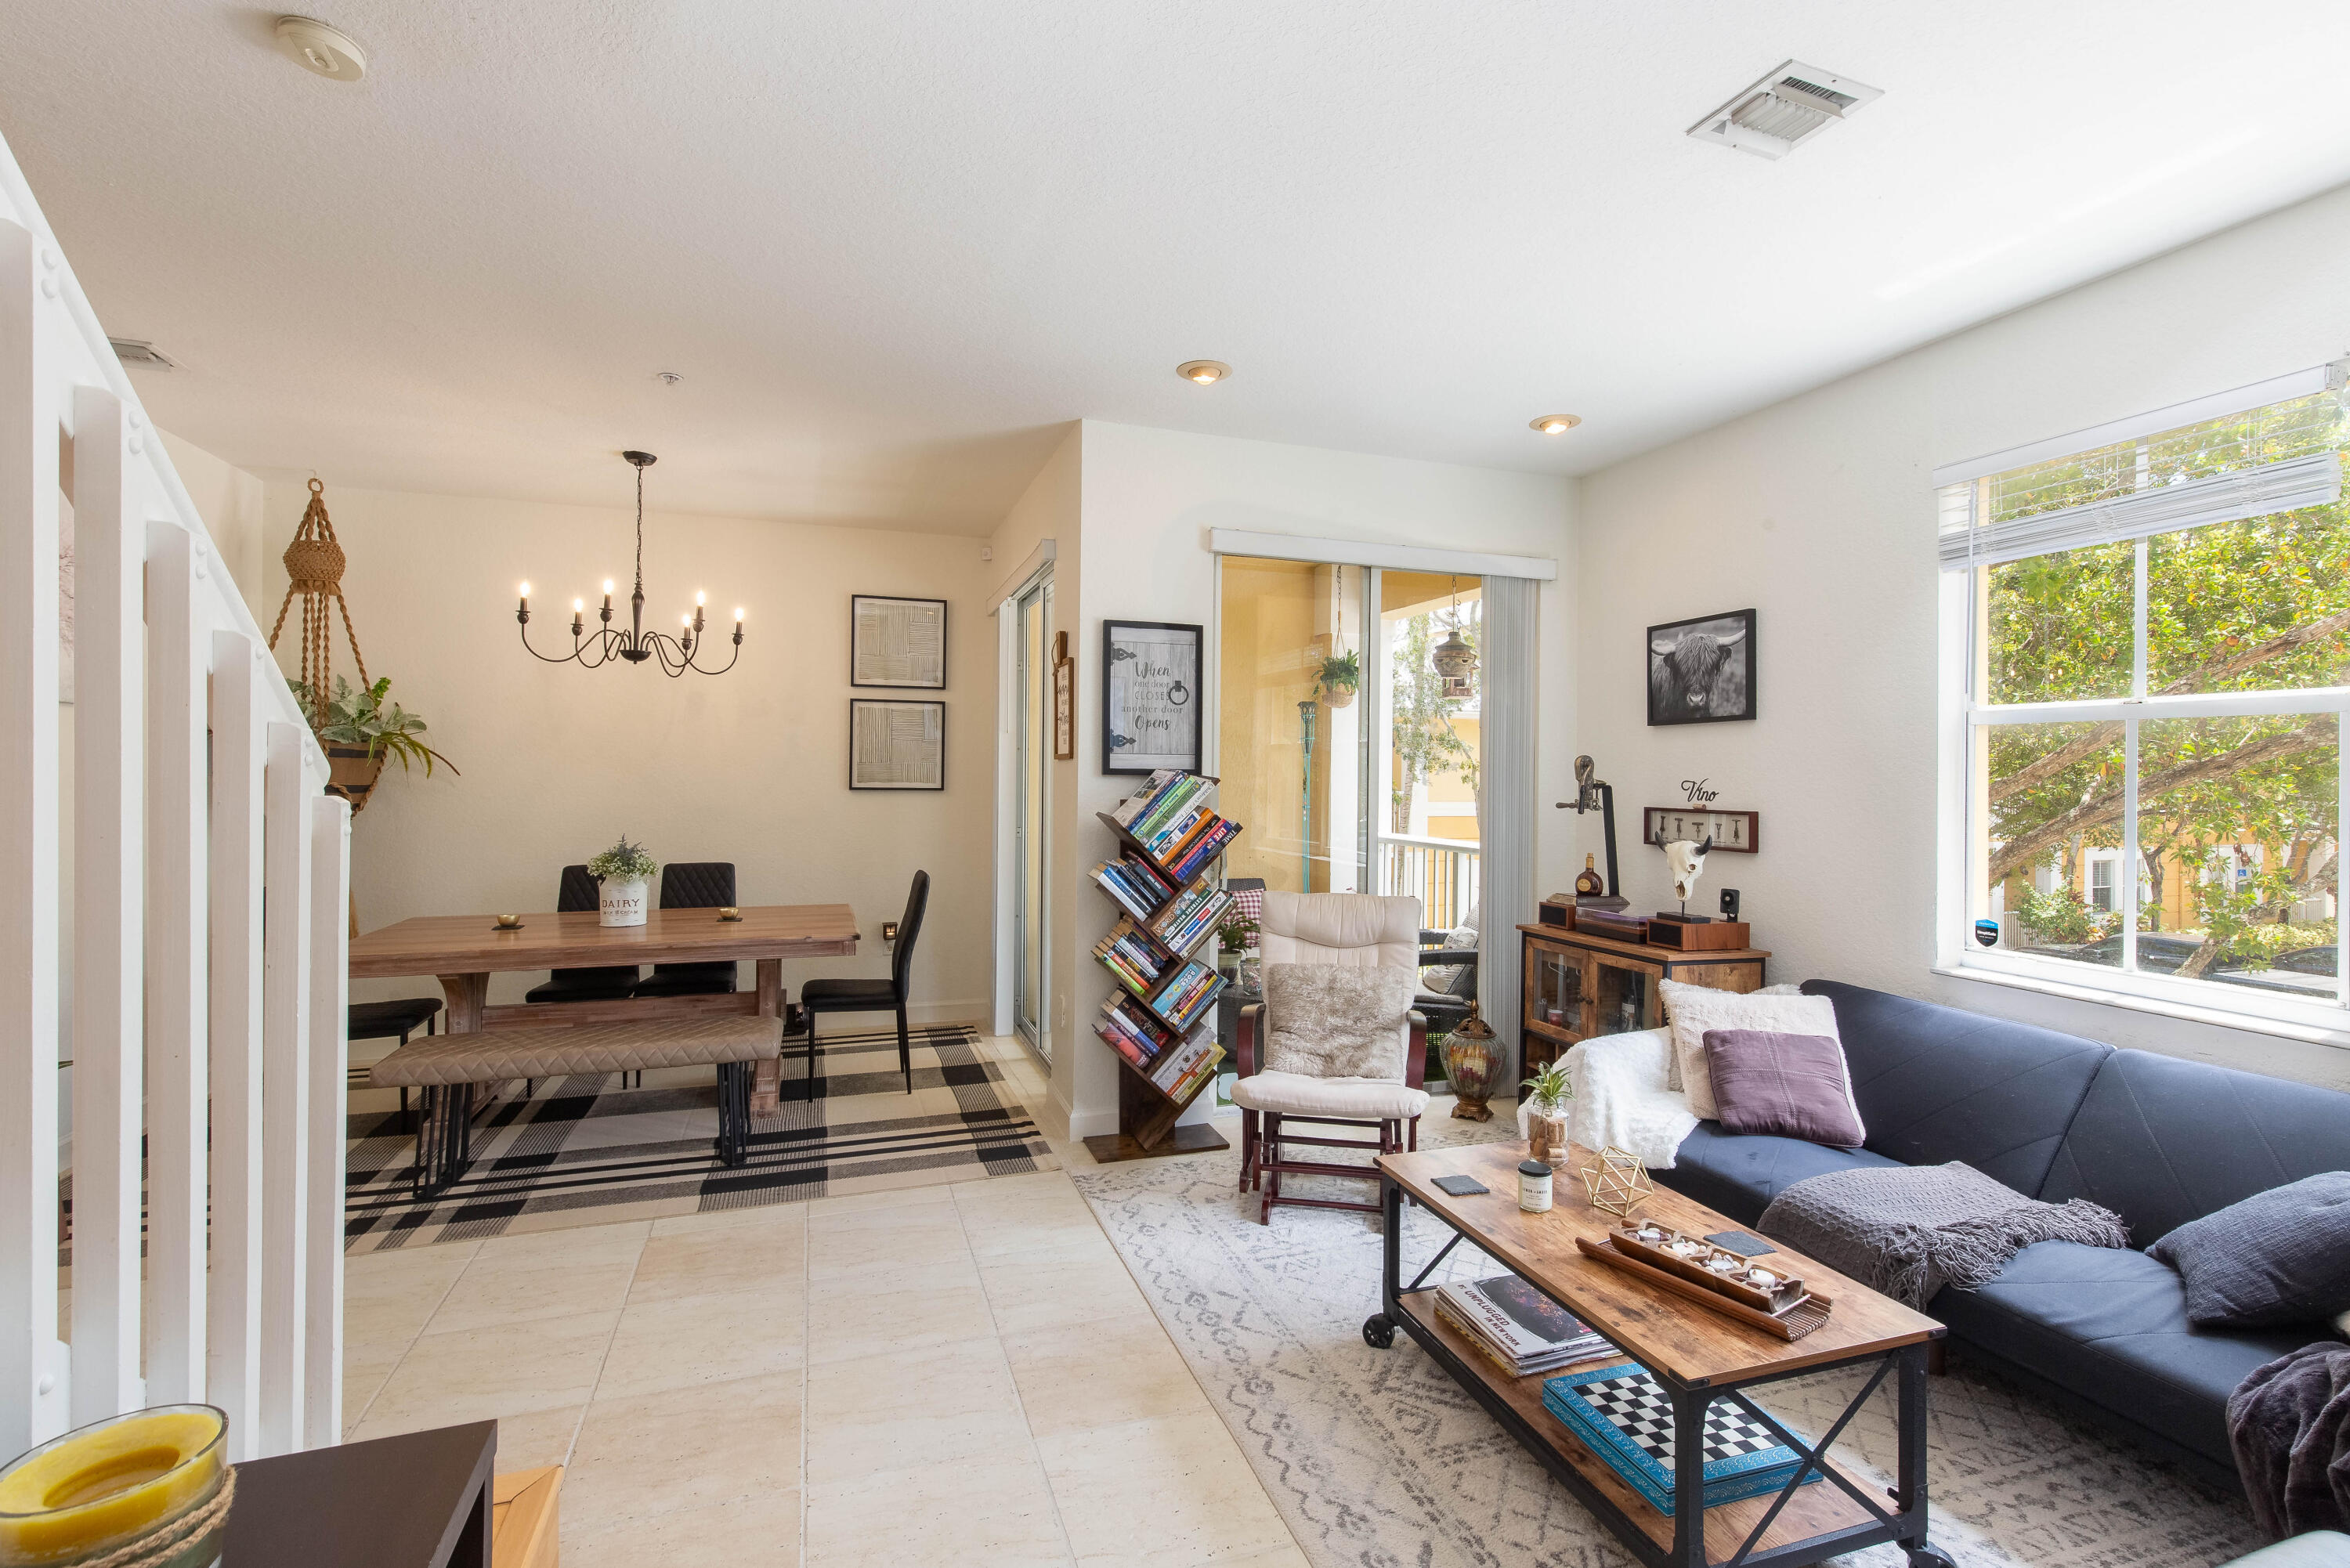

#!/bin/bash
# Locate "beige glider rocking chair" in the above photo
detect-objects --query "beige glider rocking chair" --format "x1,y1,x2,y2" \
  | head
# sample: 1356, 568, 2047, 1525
1231, 891, 1430, 1224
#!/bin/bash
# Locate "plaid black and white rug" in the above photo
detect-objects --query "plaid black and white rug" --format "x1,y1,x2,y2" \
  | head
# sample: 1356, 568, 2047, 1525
345, 1022, 1055, 1252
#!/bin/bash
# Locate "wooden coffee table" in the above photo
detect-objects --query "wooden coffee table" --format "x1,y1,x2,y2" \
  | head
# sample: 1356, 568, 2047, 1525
1370, 1142, 1953, 1568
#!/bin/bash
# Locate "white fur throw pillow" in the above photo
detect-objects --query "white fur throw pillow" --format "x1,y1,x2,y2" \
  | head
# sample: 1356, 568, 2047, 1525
1261, 964, 1418, 1080
1658, 979, 1844, 1122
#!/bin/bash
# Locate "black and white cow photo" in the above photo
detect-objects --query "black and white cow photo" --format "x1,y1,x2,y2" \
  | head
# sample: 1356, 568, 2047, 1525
1646, 609, 1755, 725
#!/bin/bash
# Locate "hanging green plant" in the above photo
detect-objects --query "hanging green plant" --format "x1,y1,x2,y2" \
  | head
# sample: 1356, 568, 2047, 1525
1315, 649, 1361, 706
287, 674, 457, 811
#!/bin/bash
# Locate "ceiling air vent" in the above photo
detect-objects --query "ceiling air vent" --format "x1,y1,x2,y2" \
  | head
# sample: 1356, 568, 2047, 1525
1688, 61, 1881, 160
108, 338, 178, 370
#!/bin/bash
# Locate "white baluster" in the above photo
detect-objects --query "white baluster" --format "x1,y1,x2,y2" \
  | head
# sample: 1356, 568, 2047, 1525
0, 215, 68, 1453
304, 793, 350, 1451
146, 521, 208, 1405
70, 385, 143, 1425
258, 720, 313, 1455
207, 634, 267, 1458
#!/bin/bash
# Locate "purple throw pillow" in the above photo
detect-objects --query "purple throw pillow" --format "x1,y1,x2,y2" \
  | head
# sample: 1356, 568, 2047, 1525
1701, 1029, 1866, 1148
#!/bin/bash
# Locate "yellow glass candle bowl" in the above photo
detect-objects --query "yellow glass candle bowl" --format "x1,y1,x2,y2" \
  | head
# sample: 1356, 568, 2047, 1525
0, 1406, 226, 1567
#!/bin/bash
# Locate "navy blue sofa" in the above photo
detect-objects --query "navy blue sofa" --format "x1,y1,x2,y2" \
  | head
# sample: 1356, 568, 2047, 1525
1653, 979, 2350, 1487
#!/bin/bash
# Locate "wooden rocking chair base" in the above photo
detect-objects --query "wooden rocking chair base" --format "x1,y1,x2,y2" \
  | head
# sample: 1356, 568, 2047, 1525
1238, 1109, 1421, 1224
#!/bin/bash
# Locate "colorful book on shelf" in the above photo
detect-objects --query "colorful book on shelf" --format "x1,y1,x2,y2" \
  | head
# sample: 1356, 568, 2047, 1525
1148, 960, 1224, 1030
1156, 1041, 1223, 1099
1148, 1031, 1217, 1092
1092, 854, 1177, 920
1135, 779, 1214, 844
1150, 887, 1230, 955
1093, 920, 1171, 995
1111, 770, 1191, 828
1095, 996, 1171, 1064
1166, 818, 1241, 882
1151, 806, 1216, 862
1538, 1363, 1822, 1515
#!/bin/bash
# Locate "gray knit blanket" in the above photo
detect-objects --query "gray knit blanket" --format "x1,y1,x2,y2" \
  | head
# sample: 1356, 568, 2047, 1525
1758, 1161, 2131, 1310
2229, 1341, 2350, 1540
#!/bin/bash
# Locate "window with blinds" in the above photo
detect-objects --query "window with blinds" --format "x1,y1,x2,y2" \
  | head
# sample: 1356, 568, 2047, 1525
1941, 367, 2350, 1028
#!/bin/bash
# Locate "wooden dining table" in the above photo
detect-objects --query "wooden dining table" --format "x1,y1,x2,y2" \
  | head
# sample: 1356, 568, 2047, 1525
349, 903, 859, 1114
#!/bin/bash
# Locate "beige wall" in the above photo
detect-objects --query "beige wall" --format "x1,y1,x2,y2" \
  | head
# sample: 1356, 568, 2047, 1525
158, 430, 268, 622
1573, 181, 2350, 1092
251, 479, 998, 1021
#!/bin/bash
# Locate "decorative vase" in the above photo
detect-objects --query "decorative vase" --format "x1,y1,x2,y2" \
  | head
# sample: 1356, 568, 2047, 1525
598, 876, 649, 927
1441, 1004, 1500, 1121
0, 1404, 230, 1568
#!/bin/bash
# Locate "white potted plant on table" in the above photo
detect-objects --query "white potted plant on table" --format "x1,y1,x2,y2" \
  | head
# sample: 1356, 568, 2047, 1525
587, 835, 659, 927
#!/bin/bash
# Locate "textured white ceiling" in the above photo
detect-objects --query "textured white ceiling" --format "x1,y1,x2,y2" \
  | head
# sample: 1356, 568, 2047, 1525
5, 2, 2348, 534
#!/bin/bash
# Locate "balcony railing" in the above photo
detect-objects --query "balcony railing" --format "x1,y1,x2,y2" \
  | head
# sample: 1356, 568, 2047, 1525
1378, 832, 1481, 930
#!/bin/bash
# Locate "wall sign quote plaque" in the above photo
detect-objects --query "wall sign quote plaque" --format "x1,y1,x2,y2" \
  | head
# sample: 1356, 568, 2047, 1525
1101, 620, 1202, 775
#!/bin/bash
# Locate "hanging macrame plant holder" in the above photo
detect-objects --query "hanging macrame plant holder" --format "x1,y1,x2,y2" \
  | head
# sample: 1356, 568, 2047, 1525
269, 478, 383, 811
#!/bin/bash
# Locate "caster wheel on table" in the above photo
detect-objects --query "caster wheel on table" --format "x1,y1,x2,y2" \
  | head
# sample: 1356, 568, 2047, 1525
1362, 1314, 1397, 1349
1904, 1546, 1957, 1568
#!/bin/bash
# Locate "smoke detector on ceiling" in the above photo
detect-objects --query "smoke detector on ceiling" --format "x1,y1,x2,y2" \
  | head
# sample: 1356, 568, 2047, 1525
108, 338, 178, 371
1688, 61, 1879, 159
274, 16, 367, 81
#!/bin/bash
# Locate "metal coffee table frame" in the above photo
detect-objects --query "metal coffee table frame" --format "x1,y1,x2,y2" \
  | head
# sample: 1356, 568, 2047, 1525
1363, 1175, 1954, 1568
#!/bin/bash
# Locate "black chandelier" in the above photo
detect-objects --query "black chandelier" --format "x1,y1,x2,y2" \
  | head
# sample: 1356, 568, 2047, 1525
515, 450, 743, 677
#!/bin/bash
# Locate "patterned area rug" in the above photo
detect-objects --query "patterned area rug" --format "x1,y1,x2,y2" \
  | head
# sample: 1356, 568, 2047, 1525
345, 1022, 1054, 1252
1074, 1108, 2262, 1568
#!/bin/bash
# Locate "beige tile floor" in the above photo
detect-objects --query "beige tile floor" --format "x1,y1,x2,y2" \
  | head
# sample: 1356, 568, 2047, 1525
341, 1035, 1303, 1568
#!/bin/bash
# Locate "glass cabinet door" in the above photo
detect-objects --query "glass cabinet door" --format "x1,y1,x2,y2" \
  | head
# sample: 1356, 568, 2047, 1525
1527, 942, 1582, 1037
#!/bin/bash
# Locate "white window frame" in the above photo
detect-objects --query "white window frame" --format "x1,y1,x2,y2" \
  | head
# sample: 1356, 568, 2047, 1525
1933, 371, 2350, 1050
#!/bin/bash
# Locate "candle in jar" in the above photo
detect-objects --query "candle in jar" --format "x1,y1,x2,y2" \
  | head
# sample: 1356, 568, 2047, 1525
1517, 1159, 1554, 1215
0, 1405, 225, 1566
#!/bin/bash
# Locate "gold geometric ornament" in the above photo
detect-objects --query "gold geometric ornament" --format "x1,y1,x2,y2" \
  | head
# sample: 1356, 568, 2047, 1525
1578, 1144, 1655, 1218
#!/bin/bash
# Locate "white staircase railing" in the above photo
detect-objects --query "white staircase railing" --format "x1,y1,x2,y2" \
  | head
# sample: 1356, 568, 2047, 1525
0, 129, 349, 1463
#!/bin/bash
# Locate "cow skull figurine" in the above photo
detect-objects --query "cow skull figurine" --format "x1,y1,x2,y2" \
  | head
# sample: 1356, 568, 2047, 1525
1663, 836, 1713, 917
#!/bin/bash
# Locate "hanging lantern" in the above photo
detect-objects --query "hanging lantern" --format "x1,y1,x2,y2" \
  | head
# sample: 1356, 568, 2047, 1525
1432, 576, 1477, 699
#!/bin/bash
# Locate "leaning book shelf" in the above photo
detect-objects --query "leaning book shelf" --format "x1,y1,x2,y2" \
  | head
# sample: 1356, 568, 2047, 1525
1086, 774, 1244, 1164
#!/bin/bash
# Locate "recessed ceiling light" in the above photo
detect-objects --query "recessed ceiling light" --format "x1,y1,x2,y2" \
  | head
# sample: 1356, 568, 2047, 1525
1529, 414, 1582, 435
1177, 360, 1231, 385
275, 16, 367, 81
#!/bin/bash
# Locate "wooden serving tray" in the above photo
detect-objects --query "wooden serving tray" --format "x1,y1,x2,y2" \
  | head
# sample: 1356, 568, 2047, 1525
1609, 1224, 1806, 1315
1578, 1237, 1834, 1341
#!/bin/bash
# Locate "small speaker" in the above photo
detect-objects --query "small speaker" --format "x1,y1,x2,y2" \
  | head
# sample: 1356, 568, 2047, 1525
1719, 888, 1741, 921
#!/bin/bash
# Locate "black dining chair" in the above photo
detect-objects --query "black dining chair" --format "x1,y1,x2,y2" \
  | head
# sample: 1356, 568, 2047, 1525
797, 870, 929, 1099
345, 996, 443, 1133
523, 865, 642, 1003
632, 862, 739, 998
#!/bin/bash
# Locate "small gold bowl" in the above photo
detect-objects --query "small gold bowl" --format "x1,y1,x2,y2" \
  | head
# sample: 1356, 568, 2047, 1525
716, 907, 743, 923
493, 914, 524, 930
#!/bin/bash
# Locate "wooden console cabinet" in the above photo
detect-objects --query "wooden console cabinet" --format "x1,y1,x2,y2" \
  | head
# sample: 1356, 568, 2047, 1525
1517, 923, 1770, 1073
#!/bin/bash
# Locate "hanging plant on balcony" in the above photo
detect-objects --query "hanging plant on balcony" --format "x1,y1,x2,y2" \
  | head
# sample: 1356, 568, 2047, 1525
1315, 649, 1361, 708
268, 478, 457, 811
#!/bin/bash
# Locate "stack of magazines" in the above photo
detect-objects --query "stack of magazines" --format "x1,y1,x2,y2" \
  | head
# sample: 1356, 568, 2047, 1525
1542, 1361, 1822, 1514
1433, 1276, 1614, 1377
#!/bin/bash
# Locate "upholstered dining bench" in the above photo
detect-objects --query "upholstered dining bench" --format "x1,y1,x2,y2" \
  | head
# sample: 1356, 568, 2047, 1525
370, 1017, 781, 1194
